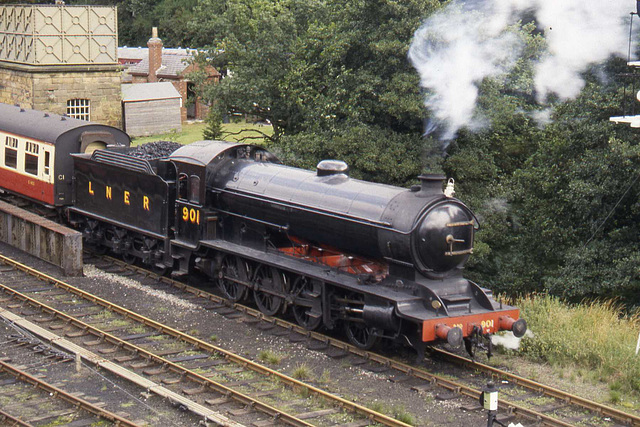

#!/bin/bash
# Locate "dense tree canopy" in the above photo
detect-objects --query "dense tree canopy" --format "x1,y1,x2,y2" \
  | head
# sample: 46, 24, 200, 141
2, 0, 638, 303
189, 0, 441, 185
188, 1, 639, 303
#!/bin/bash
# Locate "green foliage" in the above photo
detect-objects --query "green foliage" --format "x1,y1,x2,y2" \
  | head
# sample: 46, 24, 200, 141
90, 0, 638, 301
191, 0, 441, 184
274, 124, 425, 186
258, 349, 283, 365
440, 28, 640, 301
291, 364, 313, 380
203, 108, 223, 140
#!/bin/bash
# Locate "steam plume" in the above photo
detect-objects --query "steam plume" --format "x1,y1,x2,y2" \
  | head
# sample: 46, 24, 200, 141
409, 0, 635, 140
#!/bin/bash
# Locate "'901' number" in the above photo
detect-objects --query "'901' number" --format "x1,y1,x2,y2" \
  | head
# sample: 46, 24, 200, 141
182, 207, 200, 225
481, 319, 494, 329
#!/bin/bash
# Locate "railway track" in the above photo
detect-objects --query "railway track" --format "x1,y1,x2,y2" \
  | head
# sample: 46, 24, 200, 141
85, 252, 640, 427
0, 353, 138, 427
0, 253, 414, 427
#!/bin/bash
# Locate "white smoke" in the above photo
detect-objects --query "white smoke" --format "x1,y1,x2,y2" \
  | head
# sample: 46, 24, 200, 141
492, 329, 534, 350
409, 0, 635, 140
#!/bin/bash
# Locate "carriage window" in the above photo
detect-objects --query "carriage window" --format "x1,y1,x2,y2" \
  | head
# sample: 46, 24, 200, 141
4, 136, 18, 169
25, 154, 38, 175
178, 173, 188, 200
24, 141, 39, 175
189, 175, 200, 204
44, 151, 51, 175
25, 141, 39, 155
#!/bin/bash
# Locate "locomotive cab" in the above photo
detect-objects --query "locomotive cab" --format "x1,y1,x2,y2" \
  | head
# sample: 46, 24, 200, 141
169, 141, 279, 248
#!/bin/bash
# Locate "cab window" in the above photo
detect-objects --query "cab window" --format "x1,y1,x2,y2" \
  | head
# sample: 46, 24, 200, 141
189, 175, 200, 204
178, 173, 188, 200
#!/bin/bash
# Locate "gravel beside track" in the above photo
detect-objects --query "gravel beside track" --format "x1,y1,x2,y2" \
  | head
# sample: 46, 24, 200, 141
4, 241, 639, 426
90, 254, 640, 427
0, 261, 384, 426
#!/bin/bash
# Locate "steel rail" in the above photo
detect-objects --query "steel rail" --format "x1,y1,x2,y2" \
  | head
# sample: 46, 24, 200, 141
0, 254, 411, 427
93, 254, 640, 427
0, 409, 33, 427
0, 359, 140, 427
431, 348, 640, 427
0, 281, 312, 427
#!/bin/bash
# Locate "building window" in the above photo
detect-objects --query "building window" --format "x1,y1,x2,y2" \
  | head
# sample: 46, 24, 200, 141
4, 136, 18, 169
66, 99, 91, 121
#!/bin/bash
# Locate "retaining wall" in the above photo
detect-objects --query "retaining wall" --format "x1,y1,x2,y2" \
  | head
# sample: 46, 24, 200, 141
0, 201, 82, 276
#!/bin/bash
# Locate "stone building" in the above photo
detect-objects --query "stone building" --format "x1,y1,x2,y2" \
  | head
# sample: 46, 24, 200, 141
119, 28, 220, 123
0, 5, 122, 127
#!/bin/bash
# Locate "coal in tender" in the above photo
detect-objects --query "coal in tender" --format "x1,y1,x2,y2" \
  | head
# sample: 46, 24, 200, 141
127, 141, 182, 159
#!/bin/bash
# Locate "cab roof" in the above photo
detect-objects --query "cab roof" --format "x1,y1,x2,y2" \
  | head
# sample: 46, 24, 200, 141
169, 140, 278, 166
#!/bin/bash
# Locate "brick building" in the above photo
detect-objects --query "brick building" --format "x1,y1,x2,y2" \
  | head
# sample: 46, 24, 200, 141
119, 28, 221, 123
0, 5, 122, 127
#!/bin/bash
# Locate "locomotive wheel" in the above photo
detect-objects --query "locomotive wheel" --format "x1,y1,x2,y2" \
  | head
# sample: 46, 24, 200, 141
122, 252, 137, 265
253, 265, 285, 316
344, 321, 378, 350
291, 276, 322, 330
218, 256, 248, 302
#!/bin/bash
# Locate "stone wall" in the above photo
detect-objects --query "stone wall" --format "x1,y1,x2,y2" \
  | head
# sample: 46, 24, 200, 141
0, 66, 33, 106
0, 61, 122, 128
0, 200, 82, 276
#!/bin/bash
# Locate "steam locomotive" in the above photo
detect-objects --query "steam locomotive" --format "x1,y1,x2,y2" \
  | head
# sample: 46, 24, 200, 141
0, 104, 526, 356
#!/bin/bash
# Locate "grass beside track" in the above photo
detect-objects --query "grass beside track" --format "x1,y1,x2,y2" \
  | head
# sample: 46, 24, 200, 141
131, 120, 273, 146
514, 295, 640, 401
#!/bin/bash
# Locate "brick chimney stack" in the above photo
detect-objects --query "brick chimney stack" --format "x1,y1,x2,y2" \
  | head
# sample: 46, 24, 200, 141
147, 27, 163, 83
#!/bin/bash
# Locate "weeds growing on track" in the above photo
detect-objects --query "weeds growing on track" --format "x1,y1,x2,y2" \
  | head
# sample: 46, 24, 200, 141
516, 295, 640, 397
258, 349, 283, 365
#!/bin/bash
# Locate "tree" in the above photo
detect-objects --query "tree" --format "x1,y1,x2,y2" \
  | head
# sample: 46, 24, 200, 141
202, 107, 223, 140
191, 0, 442, 185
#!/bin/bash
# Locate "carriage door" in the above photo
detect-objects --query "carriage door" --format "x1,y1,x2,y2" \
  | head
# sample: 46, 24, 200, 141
175, 171, 204, 246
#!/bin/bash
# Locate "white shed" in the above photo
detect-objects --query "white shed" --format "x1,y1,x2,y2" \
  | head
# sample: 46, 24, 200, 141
122, 82, 182, 137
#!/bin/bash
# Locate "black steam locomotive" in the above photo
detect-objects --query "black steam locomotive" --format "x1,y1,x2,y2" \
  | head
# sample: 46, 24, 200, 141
0, 104, 526, 355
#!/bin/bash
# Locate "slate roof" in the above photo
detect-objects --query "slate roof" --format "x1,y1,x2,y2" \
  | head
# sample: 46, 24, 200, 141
121, 82, 182, 103
123, 49, 195, 78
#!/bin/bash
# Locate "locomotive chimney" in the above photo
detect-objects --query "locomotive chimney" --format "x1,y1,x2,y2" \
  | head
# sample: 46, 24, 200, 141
417, 174, 445, 194
147, 27, 163, 83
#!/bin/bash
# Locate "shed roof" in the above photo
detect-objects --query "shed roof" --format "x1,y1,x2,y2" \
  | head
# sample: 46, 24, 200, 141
121, 82, 182, 103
